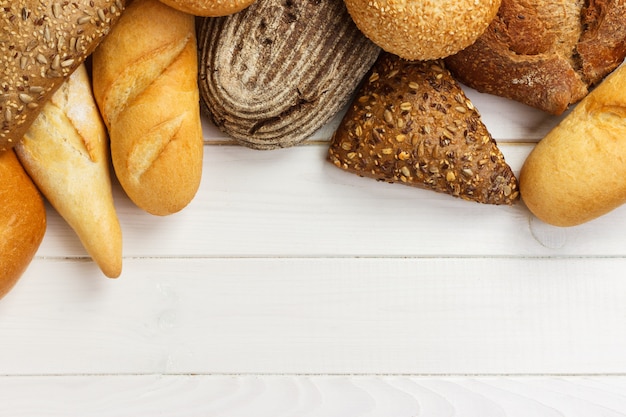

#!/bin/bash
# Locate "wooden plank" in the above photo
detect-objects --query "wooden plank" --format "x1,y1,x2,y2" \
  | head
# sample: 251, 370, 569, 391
2, 257, 626, 375
34, 143, 626, 260
1, 375, 626, 416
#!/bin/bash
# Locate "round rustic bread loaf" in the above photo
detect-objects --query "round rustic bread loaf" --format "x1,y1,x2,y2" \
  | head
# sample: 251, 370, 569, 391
157, 0, 256, 16
0, 150, 46, 300
343, 0, 501, 60
197, 0, 381, 149
445, 0, 626, 115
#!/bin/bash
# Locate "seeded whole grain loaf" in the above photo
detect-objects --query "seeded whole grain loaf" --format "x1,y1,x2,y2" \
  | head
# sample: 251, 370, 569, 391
444, 0, 626, 115
0, 0, 126, 150
328, 53, 519, 205
197, 0, 381, 150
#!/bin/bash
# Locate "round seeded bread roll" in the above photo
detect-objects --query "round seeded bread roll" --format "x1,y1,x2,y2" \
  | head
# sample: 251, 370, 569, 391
343, 0, 501, 60
0, 150, 46, 300
157, 0, 256, 16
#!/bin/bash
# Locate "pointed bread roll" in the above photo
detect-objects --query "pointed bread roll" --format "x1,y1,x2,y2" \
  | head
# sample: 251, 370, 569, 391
16, 64, 123, 278
329, 53, 519, 205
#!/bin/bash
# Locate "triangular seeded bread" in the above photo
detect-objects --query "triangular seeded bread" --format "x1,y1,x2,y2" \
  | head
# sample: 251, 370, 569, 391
328, 53, 519, 205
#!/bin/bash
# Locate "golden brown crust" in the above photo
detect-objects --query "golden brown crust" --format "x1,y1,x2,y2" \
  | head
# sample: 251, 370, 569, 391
93, 0, 203, 216
0, 150, 46, 300
0, 0, 126, 150
328, 53, 519, 206
157, 0, 256, 16
445, 0, 626, 115
343, 0, 501, 60
519, 64, 626, 227
16, 65, 123, 278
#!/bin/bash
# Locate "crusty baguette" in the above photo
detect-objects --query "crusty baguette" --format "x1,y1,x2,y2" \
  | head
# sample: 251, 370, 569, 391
0, 0, 126, 150
0, 150, 46, 300
328, 53, 519, 205
16, 64, 123, 278
92, 0, 203, 216
519, 64, 626, 227
445, 0, 626, 115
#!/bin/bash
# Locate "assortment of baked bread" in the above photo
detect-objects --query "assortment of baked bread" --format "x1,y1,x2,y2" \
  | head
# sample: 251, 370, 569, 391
1, 0, 626, 298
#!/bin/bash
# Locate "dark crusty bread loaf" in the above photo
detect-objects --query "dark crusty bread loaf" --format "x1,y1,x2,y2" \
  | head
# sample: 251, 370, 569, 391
445, 0, 626, 115
328, 53, 519, 205
0, 0, 126, 150
197, 0, 380, 150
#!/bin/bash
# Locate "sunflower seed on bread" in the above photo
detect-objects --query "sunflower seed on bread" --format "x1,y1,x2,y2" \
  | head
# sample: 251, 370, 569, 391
0, 0, 126, 150
197, 0, 380, 150
328, 53, 519, 205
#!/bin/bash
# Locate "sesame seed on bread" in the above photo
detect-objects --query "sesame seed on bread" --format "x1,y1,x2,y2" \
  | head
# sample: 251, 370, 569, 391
0, 0, 126, 150
343, 0, 501, 61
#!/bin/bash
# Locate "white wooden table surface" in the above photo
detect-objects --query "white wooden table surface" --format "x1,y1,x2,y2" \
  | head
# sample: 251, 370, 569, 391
2, 84, 626, 416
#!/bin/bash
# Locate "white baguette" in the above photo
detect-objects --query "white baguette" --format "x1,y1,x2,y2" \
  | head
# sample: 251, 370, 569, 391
519, 64, 626, 227
16, 64, 123, 278
92, 0, 204, 216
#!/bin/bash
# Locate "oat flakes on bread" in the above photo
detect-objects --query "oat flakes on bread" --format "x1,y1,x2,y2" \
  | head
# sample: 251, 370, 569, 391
197, 0, 380, 150
343, 0, 501, 60
445, 0, 626, 115
0, 0, 126, 150
329, 53, 519, 205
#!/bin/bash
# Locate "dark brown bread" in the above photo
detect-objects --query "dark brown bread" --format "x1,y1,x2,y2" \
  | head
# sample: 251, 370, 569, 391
0, 0, 126, 150
197, 0, 380, 150
328, 53, 519, 205
445, 0, 626, 115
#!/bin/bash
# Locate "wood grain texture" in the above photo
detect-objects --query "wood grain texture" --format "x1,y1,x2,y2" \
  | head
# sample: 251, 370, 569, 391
2, 77, 625, 414
2, 376, 626, 416
34, 141, 626, 259
2, 257, 626, 375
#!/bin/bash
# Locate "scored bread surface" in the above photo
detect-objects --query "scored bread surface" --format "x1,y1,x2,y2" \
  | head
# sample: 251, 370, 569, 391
197, 0, 381, 149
